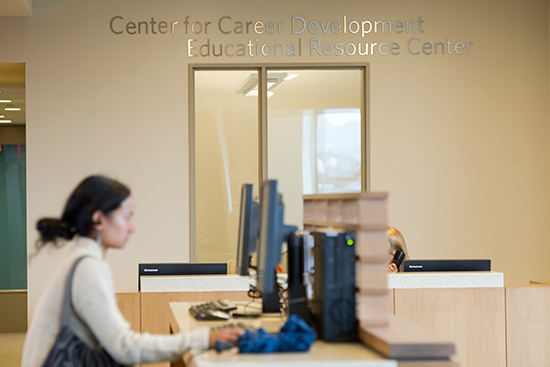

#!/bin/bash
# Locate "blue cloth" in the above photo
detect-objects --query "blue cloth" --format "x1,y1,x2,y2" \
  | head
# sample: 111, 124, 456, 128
238, 314, 317, 353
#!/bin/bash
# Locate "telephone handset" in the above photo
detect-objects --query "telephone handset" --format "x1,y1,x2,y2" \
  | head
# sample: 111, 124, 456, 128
391, 250, 405, 269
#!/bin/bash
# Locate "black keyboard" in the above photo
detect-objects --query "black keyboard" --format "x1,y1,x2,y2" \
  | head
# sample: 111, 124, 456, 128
189, 299, 238, 320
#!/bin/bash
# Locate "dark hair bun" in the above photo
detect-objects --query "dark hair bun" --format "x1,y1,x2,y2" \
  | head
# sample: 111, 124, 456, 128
33, 175, 130, 255
36, 218, 75, 243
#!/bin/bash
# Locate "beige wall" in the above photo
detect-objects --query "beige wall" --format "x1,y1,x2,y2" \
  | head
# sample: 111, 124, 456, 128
0, 0, 548, 318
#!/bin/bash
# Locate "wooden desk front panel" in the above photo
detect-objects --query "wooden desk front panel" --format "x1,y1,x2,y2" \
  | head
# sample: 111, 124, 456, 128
393, 288, 506, 367
506, 286, 550, 367
115, 292, 141, 332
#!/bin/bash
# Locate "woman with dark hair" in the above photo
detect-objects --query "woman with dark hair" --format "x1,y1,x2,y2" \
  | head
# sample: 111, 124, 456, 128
22, 175, 243, 366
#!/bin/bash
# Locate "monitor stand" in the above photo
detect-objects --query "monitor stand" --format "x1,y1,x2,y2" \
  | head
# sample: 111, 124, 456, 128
287, 232, 313, 325
261, 269, 280, 313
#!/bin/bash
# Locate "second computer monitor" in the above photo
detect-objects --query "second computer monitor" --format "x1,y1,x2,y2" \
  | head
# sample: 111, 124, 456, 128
236, 183, 260, 276
256, 180, 297, 310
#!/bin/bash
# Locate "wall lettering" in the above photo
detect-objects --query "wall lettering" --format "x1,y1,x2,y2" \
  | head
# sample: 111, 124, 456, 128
109, 15, 474, 58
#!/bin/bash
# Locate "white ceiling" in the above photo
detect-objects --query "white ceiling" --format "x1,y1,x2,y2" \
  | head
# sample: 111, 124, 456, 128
196, 69, 362, 111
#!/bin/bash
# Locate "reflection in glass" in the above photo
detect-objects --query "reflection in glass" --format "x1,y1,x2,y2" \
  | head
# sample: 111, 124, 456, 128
194, 70, 259, 263
267, 69, 362, 228
313, 109, 361, 194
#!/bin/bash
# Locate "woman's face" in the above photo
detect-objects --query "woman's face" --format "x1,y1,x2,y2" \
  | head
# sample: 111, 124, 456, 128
387, 243, 397, 262
387, 249, 396, 264
387, 247, 398, 273
96, 196, 135, 251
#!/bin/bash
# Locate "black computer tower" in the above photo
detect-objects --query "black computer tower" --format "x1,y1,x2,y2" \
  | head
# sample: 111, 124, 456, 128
311, 230, 357, 342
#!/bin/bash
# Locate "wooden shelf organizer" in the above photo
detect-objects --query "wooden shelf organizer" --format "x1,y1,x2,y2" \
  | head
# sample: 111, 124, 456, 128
303, 192, 390, 327
303, 192, 457, 365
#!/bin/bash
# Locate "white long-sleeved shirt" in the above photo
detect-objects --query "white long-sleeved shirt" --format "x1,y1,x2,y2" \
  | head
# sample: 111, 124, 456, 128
22, 236, 209, 366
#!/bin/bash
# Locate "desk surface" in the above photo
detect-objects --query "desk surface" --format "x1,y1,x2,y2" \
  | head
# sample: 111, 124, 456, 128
169, 302, 397, 367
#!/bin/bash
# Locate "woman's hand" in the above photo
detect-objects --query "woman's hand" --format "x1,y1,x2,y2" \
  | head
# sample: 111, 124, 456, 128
388, 262, 398, 274
209, 327, 245, 348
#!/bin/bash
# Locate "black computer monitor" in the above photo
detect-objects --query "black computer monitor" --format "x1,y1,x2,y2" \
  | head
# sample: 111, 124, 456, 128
256, 179, 297, 312
236, 183, 260, 276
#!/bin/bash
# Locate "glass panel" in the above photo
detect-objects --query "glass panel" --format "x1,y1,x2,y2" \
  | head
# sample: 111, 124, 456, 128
314, 108, 362, 193
0, 144, 27, 289
267, 69, 362, 228
194, 70, 259, 263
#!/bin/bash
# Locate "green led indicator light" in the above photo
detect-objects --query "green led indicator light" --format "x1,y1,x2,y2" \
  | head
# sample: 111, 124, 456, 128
347, 239, 354, 246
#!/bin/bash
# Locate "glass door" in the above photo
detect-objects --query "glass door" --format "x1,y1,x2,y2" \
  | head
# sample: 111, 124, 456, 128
191, 65, 368, 263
